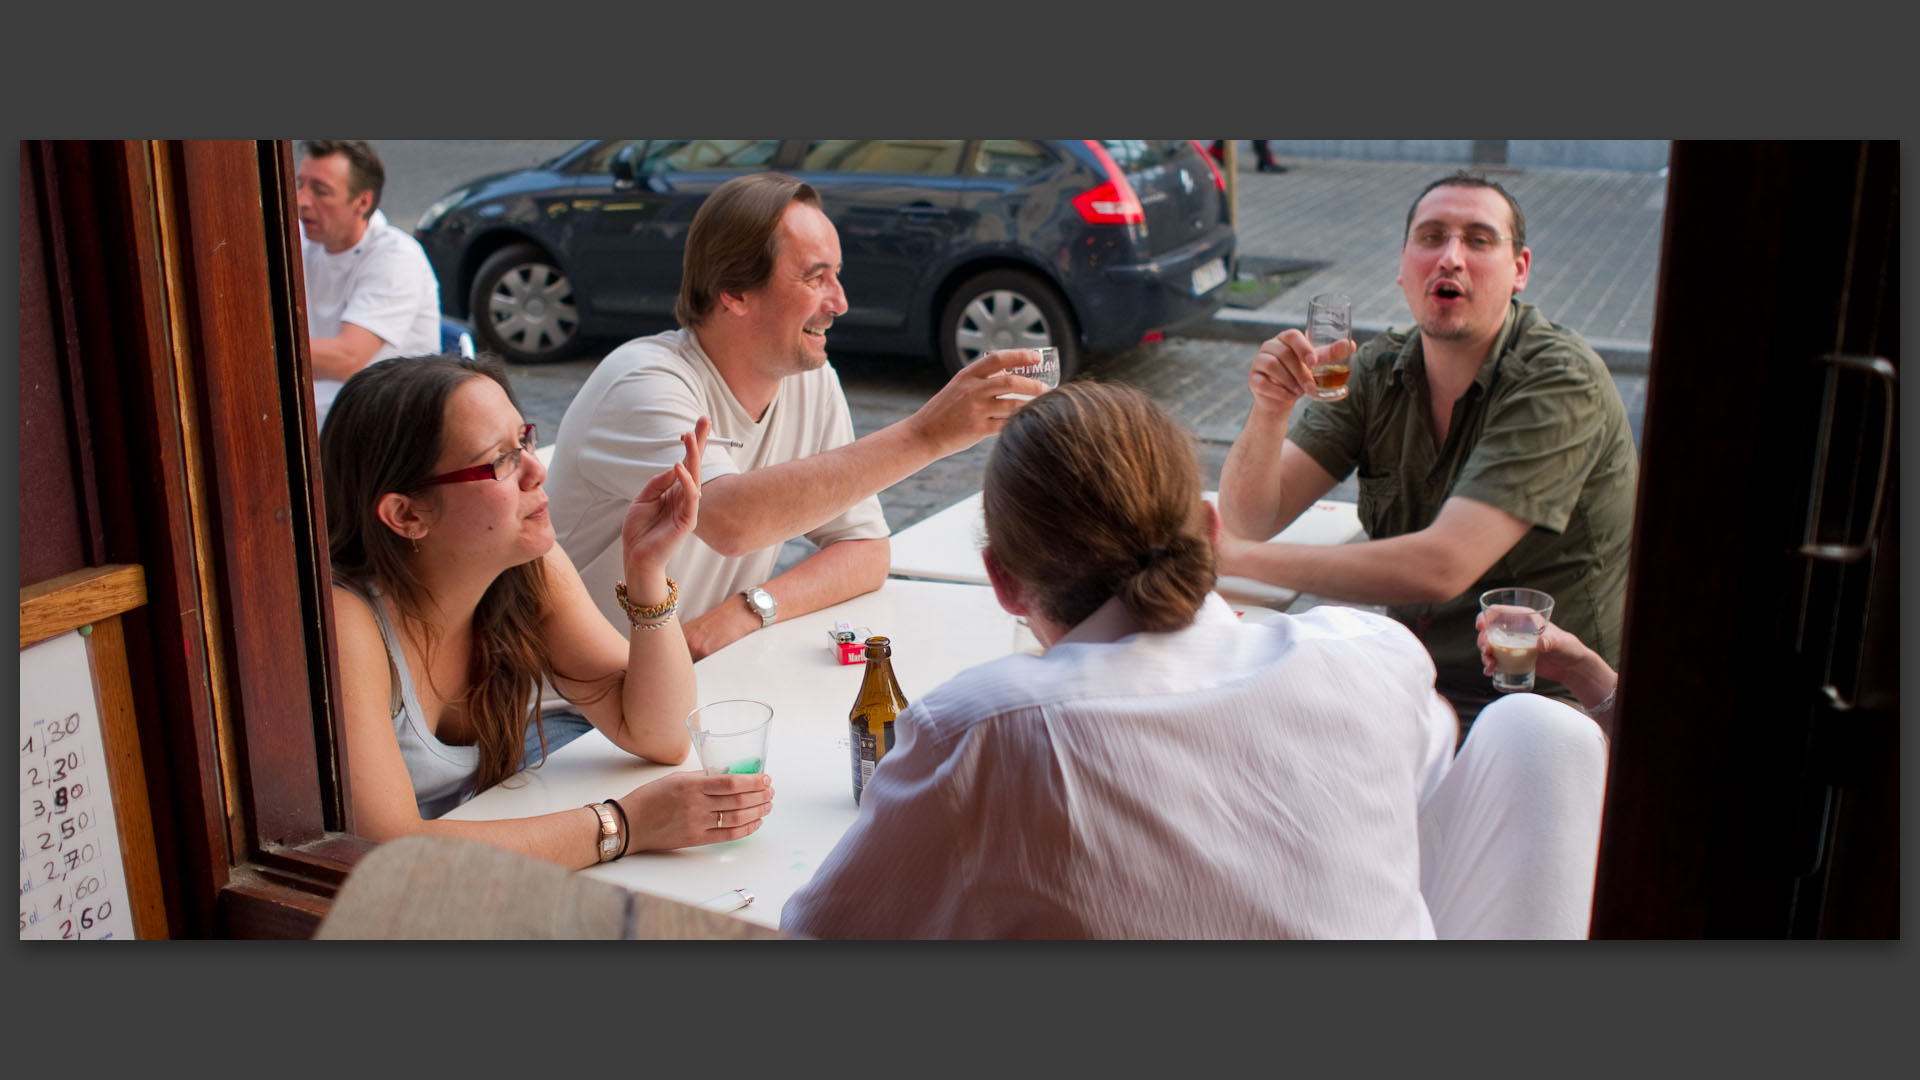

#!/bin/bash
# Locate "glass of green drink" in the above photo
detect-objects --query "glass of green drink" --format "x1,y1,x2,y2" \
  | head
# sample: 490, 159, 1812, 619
685, 699, 773, 776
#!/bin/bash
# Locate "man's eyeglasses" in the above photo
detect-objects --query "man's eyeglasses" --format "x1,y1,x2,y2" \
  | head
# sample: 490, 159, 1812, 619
418, 423, 538, 487
1408, 227, 1512, 254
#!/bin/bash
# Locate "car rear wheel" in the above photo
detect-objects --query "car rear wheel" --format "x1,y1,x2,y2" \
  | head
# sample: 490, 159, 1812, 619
937, 268, 1080, 380
469, 243, 581, 364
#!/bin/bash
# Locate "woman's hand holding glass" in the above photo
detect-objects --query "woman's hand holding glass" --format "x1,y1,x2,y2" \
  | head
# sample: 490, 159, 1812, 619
618, 769, 775, 850
1473, 612, 1617, 710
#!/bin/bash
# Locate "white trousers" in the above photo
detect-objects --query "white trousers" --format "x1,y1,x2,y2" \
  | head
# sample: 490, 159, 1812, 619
1418, 693, 1611, 939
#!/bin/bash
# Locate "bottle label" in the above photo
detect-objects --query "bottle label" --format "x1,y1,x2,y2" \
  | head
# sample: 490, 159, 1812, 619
849, 721, 896, 805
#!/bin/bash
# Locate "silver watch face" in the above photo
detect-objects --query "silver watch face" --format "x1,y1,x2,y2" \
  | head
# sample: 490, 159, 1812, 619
747, 588, 775, 618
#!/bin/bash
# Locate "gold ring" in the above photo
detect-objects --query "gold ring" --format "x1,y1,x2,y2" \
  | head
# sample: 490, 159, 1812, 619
715, 811, 724, 830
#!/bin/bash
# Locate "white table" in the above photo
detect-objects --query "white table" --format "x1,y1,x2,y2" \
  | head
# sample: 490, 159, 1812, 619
886, 491, 1365, 610
441, 579, 1022, 931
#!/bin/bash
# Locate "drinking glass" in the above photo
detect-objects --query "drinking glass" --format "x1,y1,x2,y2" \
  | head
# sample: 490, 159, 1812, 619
1477, 588, 1556, 693
997, 346, 1060, 401
1306, 293, 1353, 401
685, 699, 773, 775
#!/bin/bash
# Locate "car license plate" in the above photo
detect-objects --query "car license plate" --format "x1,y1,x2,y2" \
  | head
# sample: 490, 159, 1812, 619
1190, 257, 1227, 296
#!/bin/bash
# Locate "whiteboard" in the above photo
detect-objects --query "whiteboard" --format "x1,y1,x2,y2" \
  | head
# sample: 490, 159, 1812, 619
19, 629, 137, 940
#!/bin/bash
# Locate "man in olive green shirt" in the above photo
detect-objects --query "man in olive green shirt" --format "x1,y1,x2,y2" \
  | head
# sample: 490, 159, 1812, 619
1216, 171, 1637, 738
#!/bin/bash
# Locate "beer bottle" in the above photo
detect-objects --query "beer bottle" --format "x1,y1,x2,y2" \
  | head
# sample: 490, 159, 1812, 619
848, 635, 909, 806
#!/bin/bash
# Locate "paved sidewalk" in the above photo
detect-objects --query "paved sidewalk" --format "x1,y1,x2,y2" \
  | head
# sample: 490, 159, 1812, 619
1199, 152, 1668, 373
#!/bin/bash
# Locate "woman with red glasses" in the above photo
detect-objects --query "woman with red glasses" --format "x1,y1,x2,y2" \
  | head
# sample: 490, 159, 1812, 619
321, 354, 773, 868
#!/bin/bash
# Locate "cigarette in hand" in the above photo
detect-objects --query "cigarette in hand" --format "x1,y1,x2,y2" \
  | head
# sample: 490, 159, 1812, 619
702, 434, 744, 448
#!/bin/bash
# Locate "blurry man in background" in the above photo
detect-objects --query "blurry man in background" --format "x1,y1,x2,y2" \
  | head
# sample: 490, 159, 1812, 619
296, 139, 441, 428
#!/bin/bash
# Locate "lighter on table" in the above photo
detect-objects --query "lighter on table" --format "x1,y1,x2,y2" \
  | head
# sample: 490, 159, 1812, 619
697, 888, 755, 913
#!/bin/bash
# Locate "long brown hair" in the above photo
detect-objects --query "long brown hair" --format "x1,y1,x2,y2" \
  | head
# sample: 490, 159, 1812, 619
322, 354, 562, 795
983, 381, 1216, 632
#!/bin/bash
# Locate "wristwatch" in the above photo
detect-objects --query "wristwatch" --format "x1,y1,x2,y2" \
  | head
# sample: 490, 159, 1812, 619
743, 586, 777, 628
586, 802, 621, 863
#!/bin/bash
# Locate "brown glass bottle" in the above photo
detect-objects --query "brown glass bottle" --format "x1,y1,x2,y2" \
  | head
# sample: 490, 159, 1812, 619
848, 635, 909, 806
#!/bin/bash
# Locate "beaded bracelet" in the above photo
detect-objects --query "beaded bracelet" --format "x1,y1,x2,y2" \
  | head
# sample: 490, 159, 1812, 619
615, 577, 678, 629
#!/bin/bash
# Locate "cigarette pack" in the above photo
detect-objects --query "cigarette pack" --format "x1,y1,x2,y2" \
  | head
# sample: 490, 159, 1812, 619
828, 620, 870, 665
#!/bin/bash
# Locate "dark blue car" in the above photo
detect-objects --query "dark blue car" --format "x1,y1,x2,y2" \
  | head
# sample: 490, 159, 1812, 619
413, 139, 1235, 380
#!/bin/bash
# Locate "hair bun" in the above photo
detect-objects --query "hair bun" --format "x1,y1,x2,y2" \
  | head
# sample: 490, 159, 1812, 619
1135, 546, 1170, 572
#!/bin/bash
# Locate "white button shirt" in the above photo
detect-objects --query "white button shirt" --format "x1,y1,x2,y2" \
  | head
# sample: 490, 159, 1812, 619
783, 593, 1456, 939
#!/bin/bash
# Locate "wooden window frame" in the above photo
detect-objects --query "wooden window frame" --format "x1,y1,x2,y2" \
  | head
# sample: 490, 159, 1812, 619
29, 139, 368, 938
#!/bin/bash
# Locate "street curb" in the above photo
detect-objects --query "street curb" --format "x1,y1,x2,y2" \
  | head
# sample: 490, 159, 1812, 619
1185, 308, 1651, 376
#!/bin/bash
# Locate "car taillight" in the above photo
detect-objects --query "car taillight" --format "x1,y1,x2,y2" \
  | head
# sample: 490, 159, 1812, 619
1075, 140, 1146, 225
1189, 140, 1227, 190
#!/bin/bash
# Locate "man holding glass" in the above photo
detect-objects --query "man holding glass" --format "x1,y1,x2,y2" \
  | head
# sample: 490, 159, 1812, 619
1215, 171, 1638, 736
546, 173, 1047, 660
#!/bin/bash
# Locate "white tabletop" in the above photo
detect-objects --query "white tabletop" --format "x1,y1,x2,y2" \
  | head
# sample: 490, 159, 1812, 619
886, 491, 1364, 610
440, 579, 1022, 931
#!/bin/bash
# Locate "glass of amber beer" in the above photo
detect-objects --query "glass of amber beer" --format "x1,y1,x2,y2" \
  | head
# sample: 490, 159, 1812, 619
1306, 293, 1353, 401
1477, 588, 1555, 693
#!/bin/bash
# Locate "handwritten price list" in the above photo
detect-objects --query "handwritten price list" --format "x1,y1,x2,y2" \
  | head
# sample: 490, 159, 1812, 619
19, 631, 134, 941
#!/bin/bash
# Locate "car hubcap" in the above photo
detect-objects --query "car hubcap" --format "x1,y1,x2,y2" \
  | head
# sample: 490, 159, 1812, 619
955, 288, 1051, 362
487, 262, 578, 355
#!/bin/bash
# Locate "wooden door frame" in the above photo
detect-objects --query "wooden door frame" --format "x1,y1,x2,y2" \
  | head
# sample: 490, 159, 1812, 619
1590, 140, 1899, 937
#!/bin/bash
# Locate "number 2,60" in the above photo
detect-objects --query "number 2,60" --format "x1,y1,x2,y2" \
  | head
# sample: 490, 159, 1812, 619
58, 901, 113, 939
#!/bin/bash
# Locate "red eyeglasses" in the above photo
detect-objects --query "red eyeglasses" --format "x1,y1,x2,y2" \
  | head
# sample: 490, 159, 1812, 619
418, 423, 538, 487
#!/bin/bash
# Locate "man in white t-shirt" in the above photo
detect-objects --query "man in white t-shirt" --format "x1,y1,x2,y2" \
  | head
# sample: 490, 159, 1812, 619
296, 140, 442, 428
546, 172, 1049, 659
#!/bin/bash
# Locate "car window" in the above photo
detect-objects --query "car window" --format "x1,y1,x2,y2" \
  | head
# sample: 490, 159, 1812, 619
640, 140, 783, 173
574, 140, 646, 174
800, 139, 966, 176
1097, 140, 1189, 172
970, 140, 1055, 179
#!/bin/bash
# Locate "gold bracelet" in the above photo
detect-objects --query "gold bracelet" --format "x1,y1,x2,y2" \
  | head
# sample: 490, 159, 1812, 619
615, 577, 678, 625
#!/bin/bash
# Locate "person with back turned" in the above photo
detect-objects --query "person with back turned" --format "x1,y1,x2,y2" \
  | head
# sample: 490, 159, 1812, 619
783, 382, 1455, 939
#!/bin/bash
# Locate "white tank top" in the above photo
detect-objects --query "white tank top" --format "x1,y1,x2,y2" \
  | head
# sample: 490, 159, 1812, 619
352, 581, 479, 819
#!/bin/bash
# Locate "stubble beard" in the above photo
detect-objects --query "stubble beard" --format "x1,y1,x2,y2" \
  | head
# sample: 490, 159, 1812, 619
792, 336, 829, 373
1417, 309, 1479, 343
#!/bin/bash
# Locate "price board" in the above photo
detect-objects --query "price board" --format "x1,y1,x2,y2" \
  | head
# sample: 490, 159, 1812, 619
19, 629, 136, 940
